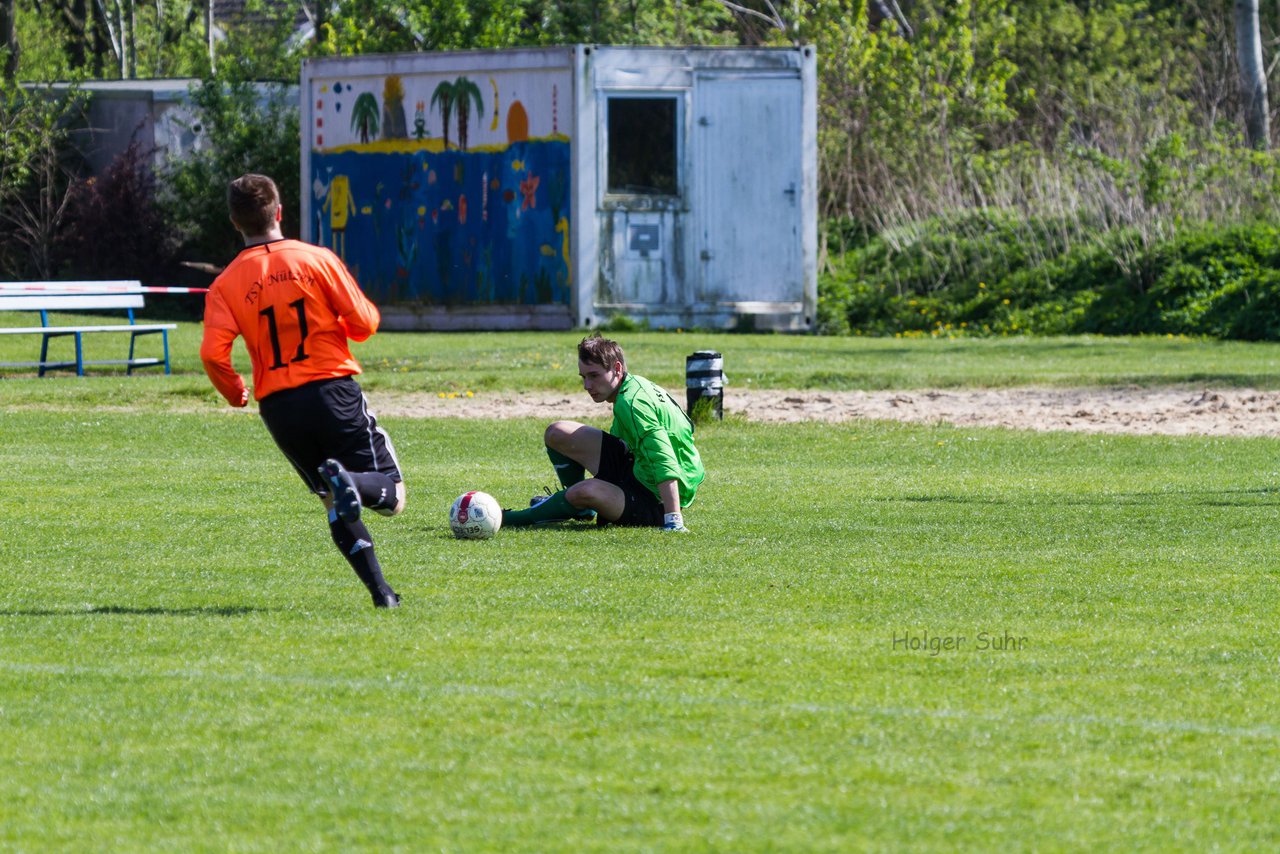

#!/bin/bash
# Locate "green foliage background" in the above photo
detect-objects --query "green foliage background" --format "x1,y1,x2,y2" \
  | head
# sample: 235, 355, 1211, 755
158, 60, 303, 268
7, 0, 1280, 338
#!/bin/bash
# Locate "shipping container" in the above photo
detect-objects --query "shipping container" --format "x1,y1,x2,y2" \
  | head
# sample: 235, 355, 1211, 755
301, 45, 816, 331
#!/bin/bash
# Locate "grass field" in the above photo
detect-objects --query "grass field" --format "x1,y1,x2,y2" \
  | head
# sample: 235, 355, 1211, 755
2, 324, 1280, 850
7, 311, 1280, 398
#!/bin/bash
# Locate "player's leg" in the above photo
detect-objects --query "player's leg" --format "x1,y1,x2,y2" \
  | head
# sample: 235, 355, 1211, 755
500, 488, 591, 525
581, 432, 665, 527
320, 492, 400, 608
259, 381, 401, 608
319, 458, 405, 523
319, 381, 404, 606
530, 470, 661, 528
505, 429, 631, 526
502, 421, 601, 525
564, 478, 627, 522
545, 421, 604, 478
321, 380, 406, 520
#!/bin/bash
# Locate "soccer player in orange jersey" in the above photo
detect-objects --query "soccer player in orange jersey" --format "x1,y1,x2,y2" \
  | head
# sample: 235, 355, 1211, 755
200, 174, 407, 609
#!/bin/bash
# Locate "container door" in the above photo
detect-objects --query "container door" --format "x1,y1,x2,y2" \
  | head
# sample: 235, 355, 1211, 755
594, 93, 685, 310
695, 75, 803, 305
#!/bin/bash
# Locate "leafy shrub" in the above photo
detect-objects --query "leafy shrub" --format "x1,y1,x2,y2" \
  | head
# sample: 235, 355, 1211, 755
158, 59, 300, 271
57, 139, 179, 282
819, 216, 1280, 341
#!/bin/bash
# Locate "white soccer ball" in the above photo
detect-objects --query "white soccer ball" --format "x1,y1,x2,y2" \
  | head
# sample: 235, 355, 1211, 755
449, 490, 503, 539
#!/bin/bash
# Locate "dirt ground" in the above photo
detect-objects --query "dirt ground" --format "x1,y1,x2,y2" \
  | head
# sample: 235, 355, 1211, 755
373, 386, 1280, 437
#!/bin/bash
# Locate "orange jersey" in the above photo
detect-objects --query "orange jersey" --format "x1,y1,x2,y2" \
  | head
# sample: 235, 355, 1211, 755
200, 239, 380, 404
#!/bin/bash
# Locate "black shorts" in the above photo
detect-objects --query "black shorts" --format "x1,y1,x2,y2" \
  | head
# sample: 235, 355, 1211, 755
595, 432, 665, 527
258, 376, 402, 496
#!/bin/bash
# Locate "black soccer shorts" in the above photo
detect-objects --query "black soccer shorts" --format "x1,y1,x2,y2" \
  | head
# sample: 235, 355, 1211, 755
594, 432, 665, 527
258, 376, 403, 496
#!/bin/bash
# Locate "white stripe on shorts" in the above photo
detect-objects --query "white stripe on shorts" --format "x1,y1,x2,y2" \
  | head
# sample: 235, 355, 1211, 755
360, 393, 402, 476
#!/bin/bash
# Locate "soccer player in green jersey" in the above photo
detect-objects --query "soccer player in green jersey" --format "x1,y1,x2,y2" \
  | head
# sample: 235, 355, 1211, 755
502, 333, 705, 532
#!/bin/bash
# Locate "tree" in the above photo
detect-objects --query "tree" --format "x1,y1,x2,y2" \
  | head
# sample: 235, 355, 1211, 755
1, 0, 18, 80
158, 60, 300, 267
350, 91, 379, 143
57, 138, 176, 280
430, 79, 454, 149
1234, 0, 1270, 149
452, 75, 482, 151
13, 0, 300, 82
0, 80, 87, 277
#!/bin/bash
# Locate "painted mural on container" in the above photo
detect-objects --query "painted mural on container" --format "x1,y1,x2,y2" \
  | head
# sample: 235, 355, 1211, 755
310, 69, 570, 306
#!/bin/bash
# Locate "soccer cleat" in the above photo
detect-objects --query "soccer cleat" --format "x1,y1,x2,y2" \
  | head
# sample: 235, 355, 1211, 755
373, 590, 401, 608
318, 458, 361, 524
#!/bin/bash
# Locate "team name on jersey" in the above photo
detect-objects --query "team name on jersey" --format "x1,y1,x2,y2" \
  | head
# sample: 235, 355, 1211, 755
244, 268, 321, 306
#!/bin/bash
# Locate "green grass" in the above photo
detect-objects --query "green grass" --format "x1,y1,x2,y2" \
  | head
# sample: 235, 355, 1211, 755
2, 386, 1280, 849
4, 325, 1280, 848
7, 314, 1280, 404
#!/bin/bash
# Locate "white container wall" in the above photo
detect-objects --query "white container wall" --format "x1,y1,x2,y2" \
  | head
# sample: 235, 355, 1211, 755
301, 45, 816, 331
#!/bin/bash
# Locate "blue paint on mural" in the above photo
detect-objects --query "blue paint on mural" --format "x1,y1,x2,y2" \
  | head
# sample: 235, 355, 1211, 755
310, 139, 571, 306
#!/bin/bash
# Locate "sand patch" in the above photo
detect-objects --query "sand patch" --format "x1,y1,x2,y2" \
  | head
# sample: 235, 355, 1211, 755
373, 387, 1280, 437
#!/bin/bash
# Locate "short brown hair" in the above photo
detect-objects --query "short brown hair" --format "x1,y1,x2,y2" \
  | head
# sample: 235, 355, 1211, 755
228, 173, 280, 237
578, 332, 626, 372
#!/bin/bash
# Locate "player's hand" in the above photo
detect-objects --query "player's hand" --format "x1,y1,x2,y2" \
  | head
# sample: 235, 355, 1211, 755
662, 512, 689, 533
234, 386, 250, 407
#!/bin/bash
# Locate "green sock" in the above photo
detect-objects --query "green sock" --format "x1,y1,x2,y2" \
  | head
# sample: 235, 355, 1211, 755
547, 447, 585, 489
503, 490, 578, 526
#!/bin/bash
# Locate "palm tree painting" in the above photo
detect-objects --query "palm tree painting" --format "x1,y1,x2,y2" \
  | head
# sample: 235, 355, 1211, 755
351, 92, 381, 144
431, 80, 455, 150
452, 77, 484, 151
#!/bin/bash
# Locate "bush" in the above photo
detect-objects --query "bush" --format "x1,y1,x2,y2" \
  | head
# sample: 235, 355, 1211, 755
158, 59, 300, 271
818, 216, 1280, 341
57, 139, 180, 282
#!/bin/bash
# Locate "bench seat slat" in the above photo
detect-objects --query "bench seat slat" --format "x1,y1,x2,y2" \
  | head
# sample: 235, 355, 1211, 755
0, 295, 146, 310
0, 358, 163, 368
0, 324, 176, 334
0, 284, 141, 294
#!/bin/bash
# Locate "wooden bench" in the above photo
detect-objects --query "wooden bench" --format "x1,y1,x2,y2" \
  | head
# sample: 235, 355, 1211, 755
0, 281, 177, 376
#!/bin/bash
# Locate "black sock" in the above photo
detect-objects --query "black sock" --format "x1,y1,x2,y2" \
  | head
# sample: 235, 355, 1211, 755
329, 513, 394, 597
350, 472, 398, 512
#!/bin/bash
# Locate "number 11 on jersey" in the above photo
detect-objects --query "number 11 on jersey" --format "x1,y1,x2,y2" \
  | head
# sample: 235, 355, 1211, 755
260, 297, 310, 369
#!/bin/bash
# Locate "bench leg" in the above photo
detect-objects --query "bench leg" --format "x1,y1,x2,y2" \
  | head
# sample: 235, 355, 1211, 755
126, 329, 171, 375
38, 331, 78, 377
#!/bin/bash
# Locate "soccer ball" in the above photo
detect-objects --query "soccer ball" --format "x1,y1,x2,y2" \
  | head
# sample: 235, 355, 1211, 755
449, 490, 503, 539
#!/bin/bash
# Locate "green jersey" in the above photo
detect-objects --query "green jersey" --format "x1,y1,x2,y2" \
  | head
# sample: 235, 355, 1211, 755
609, 372, 705, 507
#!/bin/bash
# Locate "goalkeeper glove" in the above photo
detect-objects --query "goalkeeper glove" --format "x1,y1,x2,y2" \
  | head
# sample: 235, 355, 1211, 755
662, 512, 689, 533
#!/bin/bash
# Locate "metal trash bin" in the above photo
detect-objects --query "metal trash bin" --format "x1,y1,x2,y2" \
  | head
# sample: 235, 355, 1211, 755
685, 350, 724, 420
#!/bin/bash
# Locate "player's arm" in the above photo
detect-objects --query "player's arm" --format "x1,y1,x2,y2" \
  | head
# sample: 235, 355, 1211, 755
631, 411, 688, 530
656, 478, 681, 513
199, 292, 249, 407
323, 254, 380, 341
